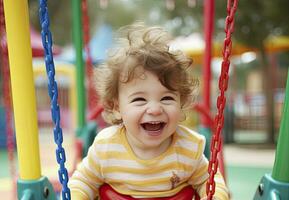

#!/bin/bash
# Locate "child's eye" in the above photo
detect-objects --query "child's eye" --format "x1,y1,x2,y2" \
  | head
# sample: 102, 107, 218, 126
161, 96, 175, 101
131, 97, 146, 103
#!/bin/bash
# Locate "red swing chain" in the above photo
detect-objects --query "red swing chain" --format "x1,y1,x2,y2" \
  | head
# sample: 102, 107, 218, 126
0, 0, 16, 197
206, 0, 238, 199
81, 0, 106, 127
81, 0, 98, 110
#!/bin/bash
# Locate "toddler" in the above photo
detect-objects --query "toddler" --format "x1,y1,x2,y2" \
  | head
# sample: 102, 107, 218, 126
69, 24, 229, 200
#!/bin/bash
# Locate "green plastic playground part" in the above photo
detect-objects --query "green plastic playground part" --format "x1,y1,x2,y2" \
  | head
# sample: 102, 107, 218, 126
253, 174, 289, 200
72, 0, 86, 128
272, 68, 289, 182
254, 69, 289, 199
17, 176, 56, 200
76, 121, 97, 157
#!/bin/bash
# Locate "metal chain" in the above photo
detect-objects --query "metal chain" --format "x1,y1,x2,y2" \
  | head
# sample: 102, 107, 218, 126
206, 0, 238, 199
38, 1, 71, 199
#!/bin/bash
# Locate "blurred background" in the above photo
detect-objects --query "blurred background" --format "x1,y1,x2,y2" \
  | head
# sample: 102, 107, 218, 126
1, 0, 289, 199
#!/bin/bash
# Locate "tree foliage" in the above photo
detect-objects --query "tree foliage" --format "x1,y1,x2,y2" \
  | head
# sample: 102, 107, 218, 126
215, 0, 289, 48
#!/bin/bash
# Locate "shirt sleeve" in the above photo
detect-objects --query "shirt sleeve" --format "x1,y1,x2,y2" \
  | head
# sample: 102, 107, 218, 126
194, 169, 229, 200
68, 139, 104, 200
187, 137, 229, 200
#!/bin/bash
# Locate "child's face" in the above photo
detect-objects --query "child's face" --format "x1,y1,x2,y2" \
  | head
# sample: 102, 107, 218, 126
116, 69, 182, 155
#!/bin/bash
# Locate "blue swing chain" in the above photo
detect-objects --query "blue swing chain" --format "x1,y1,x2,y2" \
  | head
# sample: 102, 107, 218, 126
39, 1, 71, 199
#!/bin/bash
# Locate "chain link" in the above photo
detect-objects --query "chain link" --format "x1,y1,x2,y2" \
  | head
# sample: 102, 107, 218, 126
206, 0, 238, 199
39, 1, 71, 199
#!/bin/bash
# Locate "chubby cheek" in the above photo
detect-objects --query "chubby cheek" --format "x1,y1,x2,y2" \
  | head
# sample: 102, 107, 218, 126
120, 108, 141, 126
169, 107, 182, 122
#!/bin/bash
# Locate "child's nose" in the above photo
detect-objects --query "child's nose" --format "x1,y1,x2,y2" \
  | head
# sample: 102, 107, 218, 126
146, 102, 163, 115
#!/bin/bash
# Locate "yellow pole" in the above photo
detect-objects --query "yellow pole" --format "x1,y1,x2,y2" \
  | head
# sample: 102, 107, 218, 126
3, 0, 41, 179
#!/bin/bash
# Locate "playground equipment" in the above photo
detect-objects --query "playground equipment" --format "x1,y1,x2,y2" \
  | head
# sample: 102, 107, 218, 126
253, 74, 289, 199
2, 0, 97, 198
0, 2, 16, 198
33, 62, 77, 130
3, 1, 57, 199
2, 0, 289, 200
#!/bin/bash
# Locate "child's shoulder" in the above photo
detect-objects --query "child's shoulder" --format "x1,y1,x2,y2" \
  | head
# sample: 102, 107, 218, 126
94, 125, 121, 142
175, 125, 206, 159
176, 125, 205, 143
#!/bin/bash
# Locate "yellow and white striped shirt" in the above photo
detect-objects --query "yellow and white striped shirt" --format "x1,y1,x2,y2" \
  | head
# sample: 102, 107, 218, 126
69, 125, 229, 200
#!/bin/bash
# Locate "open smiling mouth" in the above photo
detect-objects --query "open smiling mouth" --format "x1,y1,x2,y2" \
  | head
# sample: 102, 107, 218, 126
141, 122, 166, 133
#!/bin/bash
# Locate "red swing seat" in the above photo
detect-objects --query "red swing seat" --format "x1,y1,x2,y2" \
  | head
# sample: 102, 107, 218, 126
99, 184, 200, 200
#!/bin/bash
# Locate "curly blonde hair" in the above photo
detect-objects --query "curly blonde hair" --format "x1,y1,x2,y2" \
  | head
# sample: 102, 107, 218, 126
94, 23, 199, 125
